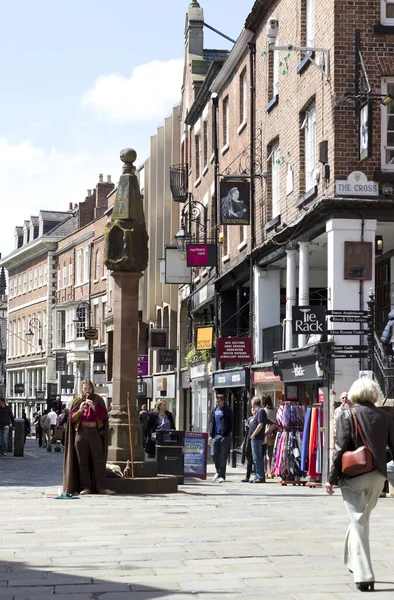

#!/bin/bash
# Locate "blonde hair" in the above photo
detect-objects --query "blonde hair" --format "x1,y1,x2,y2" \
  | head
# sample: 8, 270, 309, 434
347, 378, 383, 406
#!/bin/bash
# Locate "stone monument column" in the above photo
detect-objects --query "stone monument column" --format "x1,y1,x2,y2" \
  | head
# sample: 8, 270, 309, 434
104, 148, 149, 465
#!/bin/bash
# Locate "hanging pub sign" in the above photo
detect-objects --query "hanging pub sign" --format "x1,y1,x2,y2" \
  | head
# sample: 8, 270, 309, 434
217, 337, 252, 362
196, 326, 213, 350
186, 244, 217, 267
56, 351, 67, 372
292, 306, 326, 335
219, 179, 250, 225
344, 241, 373, 280
93, 350, 106, 364
150, 329, 167, 349
165, 246, 192, 284
359, 102, 372, 162
35, 390, 45, 400
14, 383, 25, 394
84, 327, 98, 340
158, 349, 177, 365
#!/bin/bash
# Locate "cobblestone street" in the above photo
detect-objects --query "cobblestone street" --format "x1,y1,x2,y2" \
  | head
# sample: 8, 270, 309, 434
1, 439, 394, 599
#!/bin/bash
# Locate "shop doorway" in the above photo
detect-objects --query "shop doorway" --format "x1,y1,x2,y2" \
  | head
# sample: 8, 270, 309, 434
375, 259, 391, 337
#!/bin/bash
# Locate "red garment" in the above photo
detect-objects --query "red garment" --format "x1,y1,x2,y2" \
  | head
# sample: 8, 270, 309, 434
308, 407, 318, 478
71, 400, 108, 425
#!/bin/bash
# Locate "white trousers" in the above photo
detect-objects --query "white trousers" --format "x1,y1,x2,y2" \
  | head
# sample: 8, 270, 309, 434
340, 470, 386, 583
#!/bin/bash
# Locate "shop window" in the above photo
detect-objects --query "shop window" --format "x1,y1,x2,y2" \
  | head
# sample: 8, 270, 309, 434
381, 78, 394, 170
301, 103, 316, 193
381, 0, 394, 24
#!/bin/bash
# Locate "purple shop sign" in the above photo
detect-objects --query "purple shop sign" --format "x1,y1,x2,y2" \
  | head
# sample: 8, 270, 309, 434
186, 244, 217, 267
138, 355, 149, 377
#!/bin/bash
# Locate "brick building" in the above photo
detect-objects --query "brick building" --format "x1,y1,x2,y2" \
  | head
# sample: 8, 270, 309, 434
174, 0, 394, 466
0, 267, 7, 399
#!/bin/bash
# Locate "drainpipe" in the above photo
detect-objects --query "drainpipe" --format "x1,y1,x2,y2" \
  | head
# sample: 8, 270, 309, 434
87, 242, 93, 380
248, 40, 256, 398
212, 92, 220, 371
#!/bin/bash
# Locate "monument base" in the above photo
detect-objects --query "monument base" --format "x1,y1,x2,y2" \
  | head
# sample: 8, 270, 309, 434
107, 409, 145, 463
105, 475, 178, 495
107, 460, 157, 478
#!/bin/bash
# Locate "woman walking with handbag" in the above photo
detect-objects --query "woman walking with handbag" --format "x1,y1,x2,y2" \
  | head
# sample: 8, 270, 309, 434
325, 378, 394, 592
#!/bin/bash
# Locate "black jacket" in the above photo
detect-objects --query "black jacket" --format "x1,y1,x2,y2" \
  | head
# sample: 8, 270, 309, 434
147, 410, 175, 435
380, 309, 394, 346
209, 404, 233, 438
329, 402, 394, 485
0, 405, 15, 428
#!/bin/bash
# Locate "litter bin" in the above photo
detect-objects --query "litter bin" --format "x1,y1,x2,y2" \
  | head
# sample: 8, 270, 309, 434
156, 430, 185, 484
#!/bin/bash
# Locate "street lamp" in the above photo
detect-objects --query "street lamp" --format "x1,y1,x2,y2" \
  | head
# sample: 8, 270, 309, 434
26, 317, 42, 347
174, 195, 208, 252
174, 223, 192, 252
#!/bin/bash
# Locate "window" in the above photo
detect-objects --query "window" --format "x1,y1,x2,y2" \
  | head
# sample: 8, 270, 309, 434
68, 263, 73, 286
28, 270, 32, 291
239, 225, 247, 245
222, 226, 230, 261
271, 142, 281, 218
23, 273, 27, 293
76, 249, 82, 284
62, 266, 67, 289
240, 70, 247, 124
22, 317, 25, 355
95, 250, 100, 280
75, 306, 86, 338
273, 41, 279, 97
57, 269, 61, 291
303, 103, 316, 192
222, 97, 229, 148
83, 246, 89, 282
103, 263, 108, 279
93, 303, 99, 329
9, 278, 13, 298
381, 0, 394, 24
382, 79, 394, 169
306, 0, 315, 47
195, 133, 201, 179
102, 302, 107, 341
33, 268, 38, 289
56, 310, 66, 347
18, 275, 22, 295
43, 263, 48, 285
38, 265, 43, 287
202, 119, 208, 167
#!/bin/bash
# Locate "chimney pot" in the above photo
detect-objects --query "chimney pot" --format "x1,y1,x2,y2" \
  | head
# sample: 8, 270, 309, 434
99, 173, 104, 183
87, 189, 92, 196
107, 175, 112, 183
69, 202, 73, 210
74, 204, 77, 209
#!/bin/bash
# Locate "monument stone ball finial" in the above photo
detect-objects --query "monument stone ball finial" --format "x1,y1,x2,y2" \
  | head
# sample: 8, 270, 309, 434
120, 148, 137, 175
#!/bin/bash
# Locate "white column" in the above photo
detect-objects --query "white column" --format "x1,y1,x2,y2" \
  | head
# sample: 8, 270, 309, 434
298, 242, 310, 347
254, 266, 281, 362
285, 248, 297, 350
327, 218, 377, 395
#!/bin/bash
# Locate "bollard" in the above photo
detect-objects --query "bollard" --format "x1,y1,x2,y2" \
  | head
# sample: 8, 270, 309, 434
7, 427, 13, 453
14, 418, 24, 457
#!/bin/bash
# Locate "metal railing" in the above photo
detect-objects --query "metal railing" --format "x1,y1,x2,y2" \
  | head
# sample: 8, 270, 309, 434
169, 164, 189, 202
374, 332, 394, 402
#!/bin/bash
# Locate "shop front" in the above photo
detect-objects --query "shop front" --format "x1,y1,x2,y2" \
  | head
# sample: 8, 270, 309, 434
272, 343, 331, 484
251, 367, 283, 407
190, 362, 212, 433
212, 367, 250, 466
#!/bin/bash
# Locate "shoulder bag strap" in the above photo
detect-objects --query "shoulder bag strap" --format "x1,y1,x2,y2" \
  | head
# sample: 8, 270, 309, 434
350, 408, 368, 448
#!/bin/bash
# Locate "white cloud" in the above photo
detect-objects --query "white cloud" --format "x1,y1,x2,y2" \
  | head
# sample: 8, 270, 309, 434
0, 138, 121, 258
81, 59, 183, 123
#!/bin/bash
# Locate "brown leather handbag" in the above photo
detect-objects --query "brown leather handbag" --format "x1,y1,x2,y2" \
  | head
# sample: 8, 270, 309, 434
341, 409, 374, 477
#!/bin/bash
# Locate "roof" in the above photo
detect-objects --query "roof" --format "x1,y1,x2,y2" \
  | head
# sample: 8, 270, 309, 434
245, 0, 275, 31
203, 49, 230, 66
47, 214, 79, 237
39, 210, 72, 220
185, 59, 228, 125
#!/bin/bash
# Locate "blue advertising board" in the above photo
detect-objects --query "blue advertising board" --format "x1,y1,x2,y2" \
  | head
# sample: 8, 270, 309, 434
184, 432, 208, 480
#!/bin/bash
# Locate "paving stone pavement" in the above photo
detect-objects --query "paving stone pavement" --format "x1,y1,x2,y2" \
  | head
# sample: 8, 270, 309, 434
0, 439, 394, 599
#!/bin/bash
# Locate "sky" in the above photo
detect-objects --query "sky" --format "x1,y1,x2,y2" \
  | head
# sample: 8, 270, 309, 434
0, 0, 253, 258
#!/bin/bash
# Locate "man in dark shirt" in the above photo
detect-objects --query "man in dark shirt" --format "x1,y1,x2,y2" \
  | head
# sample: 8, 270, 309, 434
249, 397, 267, 483
209, 394, 233, 482
0, 400, 15, 457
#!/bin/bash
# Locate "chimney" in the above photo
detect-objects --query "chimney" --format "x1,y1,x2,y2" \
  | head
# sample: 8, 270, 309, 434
107, 175, 111, 183
99, 173, 104, 183
87, 189, 92, 196
74, 204, 77, 208
69, 202, 73, 210
95, 174, 115, 218
185, 0, 204, 58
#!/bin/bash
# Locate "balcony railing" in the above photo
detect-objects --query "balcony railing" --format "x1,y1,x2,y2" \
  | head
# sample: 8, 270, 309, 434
169, 163, 189, 202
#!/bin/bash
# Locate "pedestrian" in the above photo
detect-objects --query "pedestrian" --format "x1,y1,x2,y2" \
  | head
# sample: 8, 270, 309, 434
249, 396, 267, 483
380, 309, 394, 355
57, 407, 69, 446
40, 410, 52, 448
333, 391, 351, 439
0, 399, 15, 457
262, 395, 278, 478
21, 410, 31, 444
208, 393, 233, 483
325, 378, 394, 592
33, 411, 43, 447
139, 403, 149, 445
241, 406, 255, 482
48, 407, 58, 442
145, 400, 175, 458
63, 379, 115, 496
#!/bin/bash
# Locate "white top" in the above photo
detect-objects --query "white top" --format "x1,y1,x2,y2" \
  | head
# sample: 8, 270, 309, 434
48, 410, 58, 426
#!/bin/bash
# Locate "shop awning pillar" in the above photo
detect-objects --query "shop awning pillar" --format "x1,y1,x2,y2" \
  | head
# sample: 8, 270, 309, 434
285, 248, 297, 350
298, 241, 310, 347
